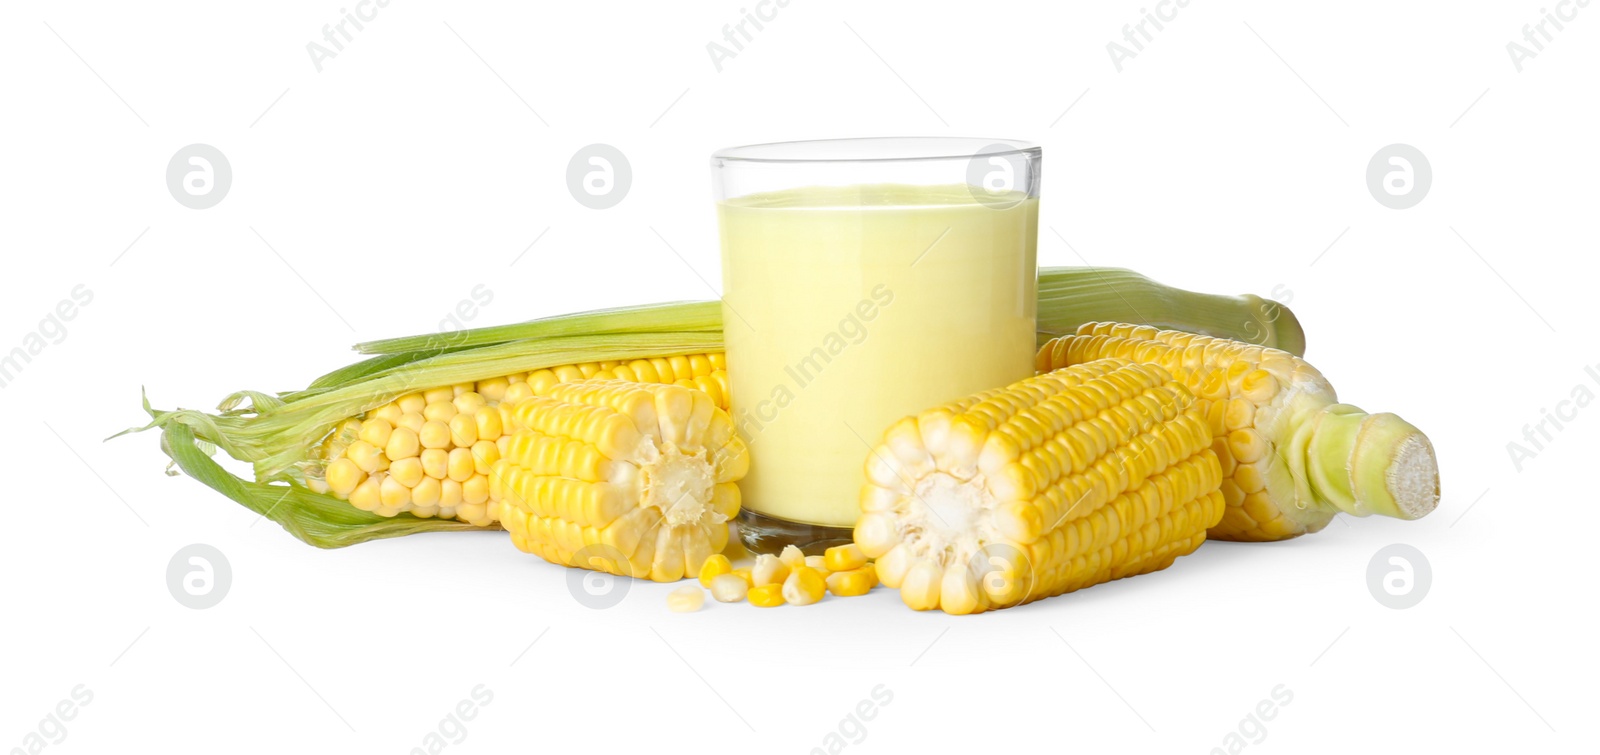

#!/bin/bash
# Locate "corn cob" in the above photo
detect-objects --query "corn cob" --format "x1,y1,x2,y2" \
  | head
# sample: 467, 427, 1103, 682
853, 359, 1225, 614
1037, 323, 1439, 541
312, 355, 728, 526
124, 267, 1298, 550
491, 380, 748, 581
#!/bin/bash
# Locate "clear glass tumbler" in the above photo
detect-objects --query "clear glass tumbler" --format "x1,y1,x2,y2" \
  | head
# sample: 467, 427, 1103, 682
712, 137, 1042, 554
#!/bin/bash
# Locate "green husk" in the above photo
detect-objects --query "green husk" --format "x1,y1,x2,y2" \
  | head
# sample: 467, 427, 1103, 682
353, 268, 1307, 357
121, 265, 1303, 549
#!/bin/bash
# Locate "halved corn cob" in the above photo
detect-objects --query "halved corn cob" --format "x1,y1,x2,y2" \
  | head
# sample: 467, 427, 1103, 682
311, 355, 727, 526
853, 359, 1225, 614
491, 380, 748, 581
1038, 323, 1439, 541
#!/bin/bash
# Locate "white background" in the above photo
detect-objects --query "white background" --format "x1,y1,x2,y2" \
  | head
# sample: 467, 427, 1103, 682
2, 1, 1595, 753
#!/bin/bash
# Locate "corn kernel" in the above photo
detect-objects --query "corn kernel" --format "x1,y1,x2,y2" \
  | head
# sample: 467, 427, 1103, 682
397, 393, 426, 414
709, 573, 748, 603
751, 554, 790, 587
825, 544, 868, 572
748, 584, 785, 608
325, 457, 364, 497
730, 567, 753, 587
667, 585, 705, 613
373, 403, 403, 425
779, 545, 806, 568
699, 554, 732, 587
424, 401, 458, 423
358, 418, 393, 449
344, 440, 383, 474
385, 427, 420, 460
782, 566, 826, 606
804, 555, 829, 572
420, 421, 451, 450
827, 567, 876, 597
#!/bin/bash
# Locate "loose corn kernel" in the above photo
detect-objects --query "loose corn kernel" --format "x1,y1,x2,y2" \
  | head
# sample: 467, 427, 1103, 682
827, 567, 876, 597
667, 585, 705, 613
699, 554, 732, 587
824, 544, 868, 572
709, 573, 749, 603
782, 566, 826, 606
804, 555, 829, 573
751, 554, 790, 587
748, 584, 785, 608
779, 545, 806, 568
730, 567, 753, 587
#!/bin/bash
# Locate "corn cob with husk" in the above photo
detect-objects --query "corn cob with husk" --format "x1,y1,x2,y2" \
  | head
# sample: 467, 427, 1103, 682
121, 267, 1302, 550
1037, 323, 1439, 540
852, 358, 1225, 614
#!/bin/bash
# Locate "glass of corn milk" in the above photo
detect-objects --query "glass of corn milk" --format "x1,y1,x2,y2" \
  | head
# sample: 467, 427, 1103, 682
712, 138, 1040, 554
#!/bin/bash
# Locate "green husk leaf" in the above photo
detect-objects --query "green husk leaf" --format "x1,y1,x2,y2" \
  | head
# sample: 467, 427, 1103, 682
351, 267, 1307, 358
157, 420, 484, 548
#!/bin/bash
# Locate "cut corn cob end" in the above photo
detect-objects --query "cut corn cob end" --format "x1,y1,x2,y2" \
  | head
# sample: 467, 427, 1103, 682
1041, 323, 1439, 542
310, 356, 728, 527
492, 379, 748, 582
854, 358, 1225, 615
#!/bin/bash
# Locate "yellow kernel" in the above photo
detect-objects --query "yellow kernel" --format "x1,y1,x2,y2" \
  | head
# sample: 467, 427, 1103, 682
440, 479, 464, 506
344, 440, 384, 474
325, 458, 364, 497
372, 403, 403, 425
423, 401, 458, 423
421, 448, 449, 479
379, 475, 411, 508
782, 566, 826, 606
412, 476, 442, 507
396, 412, 425, 434
748, 584, 785, 608
358, 418, 393, 449
475, 406, 504, 440
462, 474, 490, 505
453, 392, 486, 414
397, 393, 425, 414
824, 544, 868, 572
826, 567, 876, 597
389, 457, 425, 488
730, 567, 753, 587
709, 573, 749, 603
476, 377, 510, 402
420, 420, 451, 450
779, 545, 806, 568
449, 413, 479, 447
667, 585, 705, 613
423, 387, 454, 404
699, 554, 732, 587
348, 476, 382, 511
804, 555, 829, 573
384, 427, 420, 460
471, 440, 499, 475
447, 447, 475, 482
